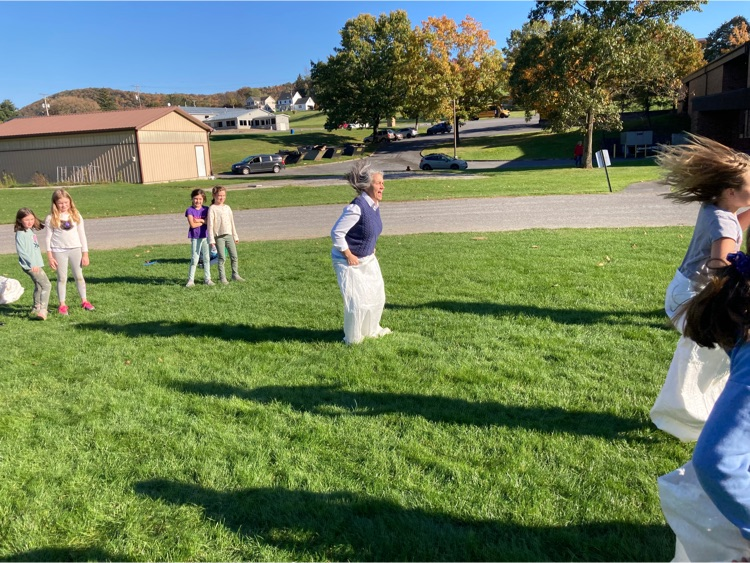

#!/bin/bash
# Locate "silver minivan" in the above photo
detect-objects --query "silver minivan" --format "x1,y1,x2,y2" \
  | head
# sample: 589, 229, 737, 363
231, 154, 285, 175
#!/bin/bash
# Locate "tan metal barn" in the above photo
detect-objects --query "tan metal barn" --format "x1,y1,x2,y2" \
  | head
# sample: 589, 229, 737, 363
0, 107, 213, 185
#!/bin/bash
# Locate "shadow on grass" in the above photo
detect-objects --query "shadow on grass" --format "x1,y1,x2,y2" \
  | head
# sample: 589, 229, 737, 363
84, 276, 183, 286
172, 381, 648, 440
387, 301, 669, 329
134, 478, 671, 561
0, 547, 133, 562
76, 321, 341, 343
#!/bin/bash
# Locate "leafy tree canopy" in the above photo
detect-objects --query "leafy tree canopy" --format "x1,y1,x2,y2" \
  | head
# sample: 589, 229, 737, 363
704, 15, 750, 61
508, 0, 703, 168
0, 99, 18, 122
311, 10, 413, 133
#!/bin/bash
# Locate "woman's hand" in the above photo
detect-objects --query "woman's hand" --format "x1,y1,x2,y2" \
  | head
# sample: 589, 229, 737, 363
48, 254, 58, 271
343, 249, 359, 266
81, 252, 90, 267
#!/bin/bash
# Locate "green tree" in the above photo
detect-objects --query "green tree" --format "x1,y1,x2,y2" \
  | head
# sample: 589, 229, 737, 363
311, 10, 413, 135
95, 88, 117, 111
0, 99, 18, 122
619, 21, 704, 122
509, 0, 703, 168
704, 16, 749, 62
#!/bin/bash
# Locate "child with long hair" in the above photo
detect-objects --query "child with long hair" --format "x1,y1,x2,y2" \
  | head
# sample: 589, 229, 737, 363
185, 188, 214, 287
206, 186, 244, 285
14, 208, 51, 320
44, 189, 94, 315
659, 253, 750, 560
651, 134, 750, 441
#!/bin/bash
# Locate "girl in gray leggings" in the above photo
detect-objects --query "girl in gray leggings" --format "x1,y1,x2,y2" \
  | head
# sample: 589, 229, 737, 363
44, 189, 95, 316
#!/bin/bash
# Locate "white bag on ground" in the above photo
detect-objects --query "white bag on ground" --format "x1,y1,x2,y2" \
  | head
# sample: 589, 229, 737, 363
0, 276, 24, 305
659, 461, 750, 562
651, 335, 730, 442
333, 254, 387, 345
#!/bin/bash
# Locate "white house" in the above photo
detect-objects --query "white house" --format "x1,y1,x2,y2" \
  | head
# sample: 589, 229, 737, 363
277, 91, 302, 111
292, 97, 315, 111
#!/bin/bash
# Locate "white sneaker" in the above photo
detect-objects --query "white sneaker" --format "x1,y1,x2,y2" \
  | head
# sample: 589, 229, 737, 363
185, 280, 195, 287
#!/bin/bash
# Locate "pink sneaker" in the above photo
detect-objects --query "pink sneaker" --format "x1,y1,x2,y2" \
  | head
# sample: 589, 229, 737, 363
81, 301, 95, 311
58, 305, 69, 316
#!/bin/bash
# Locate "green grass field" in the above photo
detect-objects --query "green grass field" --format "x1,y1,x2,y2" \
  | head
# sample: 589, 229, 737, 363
0, 228, 691, 561
0, 164, 662, 224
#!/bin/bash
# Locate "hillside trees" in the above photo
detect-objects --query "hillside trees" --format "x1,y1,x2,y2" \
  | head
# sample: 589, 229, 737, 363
311, 10, 413, 134
0, 100, 18, 122
48, 96, 100, 115
704, 16, 750, 61
508, 0, 703, 168
416, 16, 506, 144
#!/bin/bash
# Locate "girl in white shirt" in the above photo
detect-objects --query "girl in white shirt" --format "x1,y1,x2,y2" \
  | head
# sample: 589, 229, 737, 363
206, 186, 244, 284
44, 189, 94, 315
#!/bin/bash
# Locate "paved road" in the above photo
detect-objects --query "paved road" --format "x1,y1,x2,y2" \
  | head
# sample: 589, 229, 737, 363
0, 180, 697, 255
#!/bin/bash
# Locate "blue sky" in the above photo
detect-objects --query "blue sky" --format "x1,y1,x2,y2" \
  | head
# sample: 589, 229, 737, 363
2, 1, 746, 109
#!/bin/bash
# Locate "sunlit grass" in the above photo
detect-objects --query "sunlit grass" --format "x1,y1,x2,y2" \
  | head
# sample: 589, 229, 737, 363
0, 227, 690, 561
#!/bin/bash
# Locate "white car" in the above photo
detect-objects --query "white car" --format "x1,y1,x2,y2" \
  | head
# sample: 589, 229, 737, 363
419, 153, 468, 171
397, 127, 418, 138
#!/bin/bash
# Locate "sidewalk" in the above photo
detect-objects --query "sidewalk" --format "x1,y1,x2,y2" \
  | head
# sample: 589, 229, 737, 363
0, 181, 697, 255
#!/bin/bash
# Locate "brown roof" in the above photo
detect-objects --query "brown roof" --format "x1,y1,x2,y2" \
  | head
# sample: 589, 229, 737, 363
0, 106, 212, 139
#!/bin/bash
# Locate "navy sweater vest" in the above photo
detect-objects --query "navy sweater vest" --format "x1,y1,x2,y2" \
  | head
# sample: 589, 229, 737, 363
345, 194, 382, 258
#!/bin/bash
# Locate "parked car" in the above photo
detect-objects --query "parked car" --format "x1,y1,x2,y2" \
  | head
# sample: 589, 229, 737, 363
364, 129, 401, 143
497, 107, 510, 118
397, 127, 418, 138
347, 122, 369, 130
419, 153, 468, 171
426, 122, 453, 135
231, 154, 285, 175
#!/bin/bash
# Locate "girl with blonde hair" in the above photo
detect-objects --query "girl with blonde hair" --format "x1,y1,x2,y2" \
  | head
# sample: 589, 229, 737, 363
44, 189, 94, 315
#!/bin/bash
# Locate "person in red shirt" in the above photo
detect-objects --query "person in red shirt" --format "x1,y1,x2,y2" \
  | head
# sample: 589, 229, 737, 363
573, 141, 583, 167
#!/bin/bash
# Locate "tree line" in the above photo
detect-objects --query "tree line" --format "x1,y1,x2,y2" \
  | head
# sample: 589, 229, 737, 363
310, 2, 748, 167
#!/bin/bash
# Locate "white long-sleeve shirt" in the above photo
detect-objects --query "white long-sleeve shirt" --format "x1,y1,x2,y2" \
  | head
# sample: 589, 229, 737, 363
44, 213, 88, 252
330, 193, 378, 255
206, 204, 238, 245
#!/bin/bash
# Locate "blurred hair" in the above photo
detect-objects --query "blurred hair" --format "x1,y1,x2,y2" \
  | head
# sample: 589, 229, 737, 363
660, 133, 750, 204
211, 185, 226, 205
685, 265, 750, 351
14, 208, 44, 232
49, 188, 81, 228
344, 160, 383, 195
190, 188, 206, 200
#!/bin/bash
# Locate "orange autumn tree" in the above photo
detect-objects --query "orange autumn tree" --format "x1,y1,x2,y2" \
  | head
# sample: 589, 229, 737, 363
415, 15, 505, 144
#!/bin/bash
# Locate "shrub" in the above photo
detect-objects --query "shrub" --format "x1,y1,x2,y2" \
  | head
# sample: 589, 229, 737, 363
32, 172, 49, 187
0, 171, 16, 188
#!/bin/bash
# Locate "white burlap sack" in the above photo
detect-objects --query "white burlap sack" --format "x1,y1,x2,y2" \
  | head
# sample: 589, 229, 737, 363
333, 254, 387, 345
659, 461, 750, 562
651, 335, 730, 442
0, 276, 24, 305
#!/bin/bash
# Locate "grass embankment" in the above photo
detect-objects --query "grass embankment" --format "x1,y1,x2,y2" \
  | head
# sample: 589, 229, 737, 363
0, 228, 690, 561
0, 164, 661, 223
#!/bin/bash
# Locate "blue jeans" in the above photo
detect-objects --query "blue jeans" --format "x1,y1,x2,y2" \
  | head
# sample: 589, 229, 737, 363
188, 237, 211, 282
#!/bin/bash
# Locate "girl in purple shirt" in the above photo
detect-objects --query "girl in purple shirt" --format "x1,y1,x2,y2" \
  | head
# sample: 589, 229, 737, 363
185, 189, 214, 287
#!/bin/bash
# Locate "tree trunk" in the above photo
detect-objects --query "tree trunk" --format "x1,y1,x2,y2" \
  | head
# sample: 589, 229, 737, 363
583, 109, 595, 169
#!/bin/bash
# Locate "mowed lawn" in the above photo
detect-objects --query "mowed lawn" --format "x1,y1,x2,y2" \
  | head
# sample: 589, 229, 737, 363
0, 164, 661, 224
0, 228, 692, 561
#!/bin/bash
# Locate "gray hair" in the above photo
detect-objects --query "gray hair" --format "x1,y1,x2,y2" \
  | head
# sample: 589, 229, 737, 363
345, 160, 383, 195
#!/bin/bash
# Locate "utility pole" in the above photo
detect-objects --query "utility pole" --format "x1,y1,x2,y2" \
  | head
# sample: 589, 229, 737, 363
133, 85, 142, 108
40, 94, 50, 116
453, 98, 457, 159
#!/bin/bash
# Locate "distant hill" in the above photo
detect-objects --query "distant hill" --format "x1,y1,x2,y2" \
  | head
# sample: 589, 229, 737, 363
18, 83, 305, 116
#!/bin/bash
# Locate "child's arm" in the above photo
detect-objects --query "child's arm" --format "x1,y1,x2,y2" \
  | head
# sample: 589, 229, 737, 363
44, 216, 57, 270
229, 207, 239, 243
693, 374, 750, 541
77, 216, 90, 267
186, 211, 204, 228
206, 207, 215, 246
